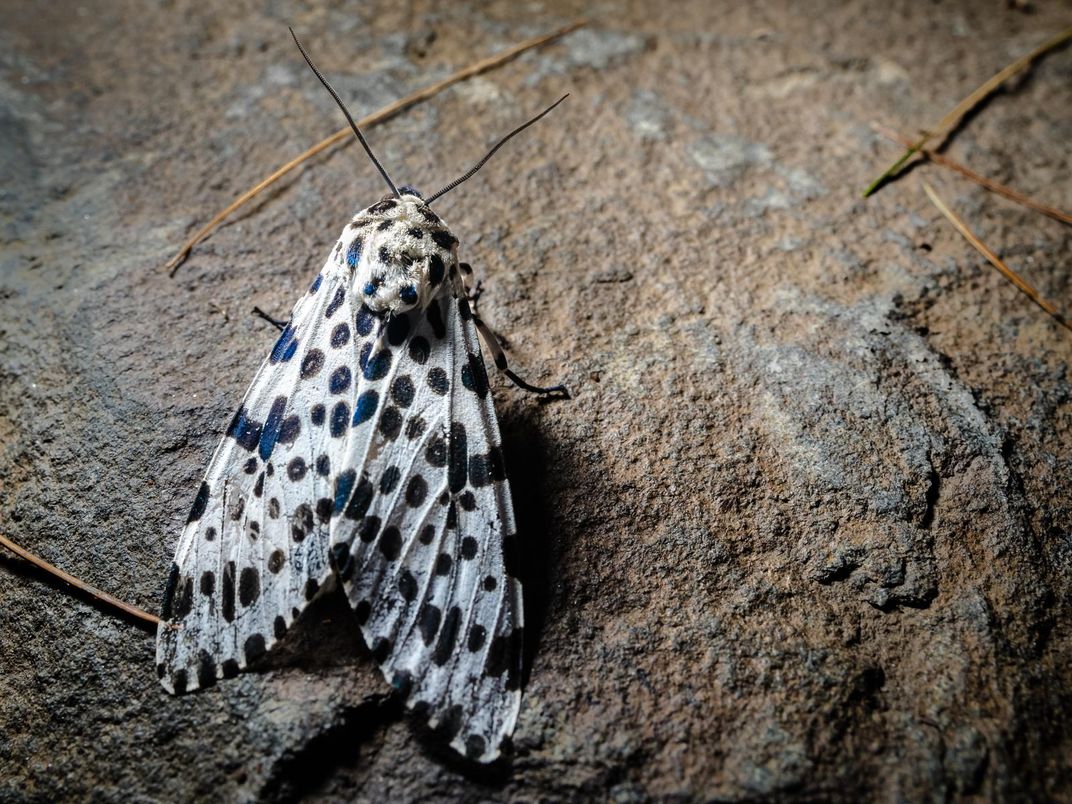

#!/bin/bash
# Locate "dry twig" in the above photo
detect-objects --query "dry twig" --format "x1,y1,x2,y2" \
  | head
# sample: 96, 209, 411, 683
864, 25, 1072, 197
923, 182, 1070, 333
873, 124, 1072, 226
0, 532, 161, 627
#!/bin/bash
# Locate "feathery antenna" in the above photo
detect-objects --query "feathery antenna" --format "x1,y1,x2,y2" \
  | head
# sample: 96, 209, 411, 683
289, 27, 399, 197
426, 94, 569, 204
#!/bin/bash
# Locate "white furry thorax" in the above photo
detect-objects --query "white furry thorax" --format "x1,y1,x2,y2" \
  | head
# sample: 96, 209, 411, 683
336, 191, 459, 315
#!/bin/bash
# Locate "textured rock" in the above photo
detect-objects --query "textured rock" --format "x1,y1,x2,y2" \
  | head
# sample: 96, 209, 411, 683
2, 1, 1071, 800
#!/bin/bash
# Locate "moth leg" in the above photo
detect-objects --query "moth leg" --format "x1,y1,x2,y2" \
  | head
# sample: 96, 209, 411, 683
470, 310, 569, 398
251, 306, 289, 332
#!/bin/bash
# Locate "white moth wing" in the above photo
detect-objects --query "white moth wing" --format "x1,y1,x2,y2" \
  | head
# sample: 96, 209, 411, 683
156, 233, 362, 692
331, 289, 524, 763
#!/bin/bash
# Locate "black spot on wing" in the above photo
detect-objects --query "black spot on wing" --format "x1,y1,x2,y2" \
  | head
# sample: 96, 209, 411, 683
405, 475, 427, 507
258, 396, 288, 461
420, 604, 441, 646
408, 336, 430, 365
329, 365, 352, 394
331, 323, 351, 347
379, 526, 401, 560
330, 401, 350, 437
429, 254, 445, 285
278, 415, 301, 445
244, 633, 267, 664
379, 406, 402, 440
449, 423, 467, 493
427, 367, 448, 395
197, 651, 217, 689
379, 465, 401, 495
426, 300, 446, 339
301, 349, 324, 378
406, 416, 426, 439
222, 561, 236, 622
468, 624, 486, 652
239, 567, 260, 607
345, 478, 375, 521
325, 287, 346, 318
433, 606, 461, 666
469, 453, 491, 487
227, 408, 263, 452
398, 571, 417, 601
391, 375, 415, 407
187, 483, 210, 524
355, 305, 376, 336
461, 353, 489, 398
330, 542, 355, 581
386, 313, 410, 346
425, 433, 447, 467
161, 563, 180, 620
358, 516, 381, 543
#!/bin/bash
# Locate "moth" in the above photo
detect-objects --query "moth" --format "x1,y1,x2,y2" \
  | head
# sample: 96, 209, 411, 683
156, 30, 567, 762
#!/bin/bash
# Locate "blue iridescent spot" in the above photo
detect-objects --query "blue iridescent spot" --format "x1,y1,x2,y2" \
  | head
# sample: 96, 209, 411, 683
353, 390, 379, 426
333, 469, 356, 514
258, 396, 288, 461
400, 285, 418, 304
355, 306, 375, 336
309, 274, 323, 294
269, 324, 298, 364
363, 349, 392, 381
346, 239, 361, 268
363, 282, 377, 296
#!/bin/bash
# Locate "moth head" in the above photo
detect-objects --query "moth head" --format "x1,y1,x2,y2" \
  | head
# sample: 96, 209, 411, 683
345, 192, 457, 315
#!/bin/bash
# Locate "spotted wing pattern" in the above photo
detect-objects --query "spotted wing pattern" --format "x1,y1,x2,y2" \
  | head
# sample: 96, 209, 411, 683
330, 289, 523, 762
156, 235, 364, 692
157, 209, 524, 763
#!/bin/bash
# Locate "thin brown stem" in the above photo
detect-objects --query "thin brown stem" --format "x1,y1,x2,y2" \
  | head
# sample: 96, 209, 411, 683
863, 25, 1072, 197
874, 124, 1072, 226
166, 19, 586, 275
923, 182, 1070, 333
0, 532, 161, 627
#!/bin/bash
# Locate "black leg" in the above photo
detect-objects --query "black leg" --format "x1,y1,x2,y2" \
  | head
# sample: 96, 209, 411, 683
251, 306, 288, 331
471, 312, 570, 399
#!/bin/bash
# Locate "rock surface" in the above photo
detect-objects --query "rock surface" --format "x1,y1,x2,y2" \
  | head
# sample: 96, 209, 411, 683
2, 1, 1071, 801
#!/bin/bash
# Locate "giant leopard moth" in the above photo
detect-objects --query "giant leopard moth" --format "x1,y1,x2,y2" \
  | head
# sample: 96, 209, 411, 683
156, 30, 568, 762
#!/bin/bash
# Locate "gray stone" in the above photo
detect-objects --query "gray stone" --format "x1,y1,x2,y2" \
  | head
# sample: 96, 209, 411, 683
1, 1, 1071, 801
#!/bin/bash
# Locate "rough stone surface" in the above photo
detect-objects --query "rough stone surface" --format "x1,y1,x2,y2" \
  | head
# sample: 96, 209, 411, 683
2, 1, 1071, 801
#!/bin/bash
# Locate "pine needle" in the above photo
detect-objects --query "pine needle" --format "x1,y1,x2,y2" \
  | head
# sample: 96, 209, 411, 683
166, 20, 586, 275
874, 124, 1072, 226
0, 532, 161, 627
863, 25, 1072, 198
923, 181, 1070, 333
